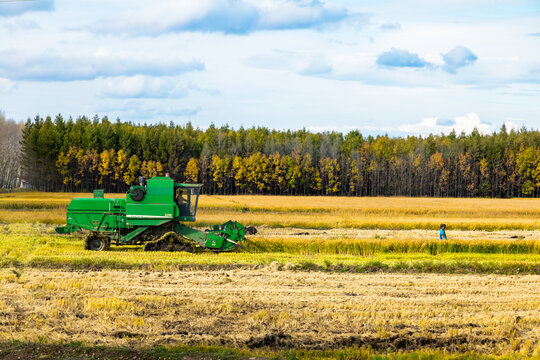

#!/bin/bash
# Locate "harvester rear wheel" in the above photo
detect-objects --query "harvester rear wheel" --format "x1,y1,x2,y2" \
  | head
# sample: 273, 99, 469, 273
84, 232, 111, 251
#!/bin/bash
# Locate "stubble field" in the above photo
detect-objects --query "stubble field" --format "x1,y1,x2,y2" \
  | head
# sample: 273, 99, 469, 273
0, 192, 539, 359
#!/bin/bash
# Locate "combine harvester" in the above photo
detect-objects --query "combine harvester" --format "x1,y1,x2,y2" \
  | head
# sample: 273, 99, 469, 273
56, 176, 247, 252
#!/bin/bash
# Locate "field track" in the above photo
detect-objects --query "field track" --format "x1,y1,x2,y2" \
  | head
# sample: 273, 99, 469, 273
255, 226, 540, 241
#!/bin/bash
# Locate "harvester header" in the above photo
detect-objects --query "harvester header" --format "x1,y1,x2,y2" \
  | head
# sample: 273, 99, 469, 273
56, 176, 246, 252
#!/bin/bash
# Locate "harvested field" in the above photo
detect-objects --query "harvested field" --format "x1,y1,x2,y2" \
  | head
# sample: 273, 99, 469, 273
0, 268, 538, 356
1, 193, 539, 358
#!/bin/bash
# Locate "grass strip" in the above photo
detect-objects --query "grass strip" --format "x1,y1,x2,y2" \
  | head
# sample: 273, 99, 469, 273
0, 341, 536, 360
1, 256, 538, 275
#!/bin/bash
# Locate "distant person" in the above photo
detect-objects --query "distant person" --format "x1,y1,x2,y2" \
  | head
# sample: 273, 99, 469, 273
439, 224, 447, 240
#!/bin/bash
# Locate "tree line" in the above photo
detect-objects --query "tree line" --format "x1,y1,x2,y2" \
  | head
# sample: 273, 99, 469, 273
15, 114, 540, 197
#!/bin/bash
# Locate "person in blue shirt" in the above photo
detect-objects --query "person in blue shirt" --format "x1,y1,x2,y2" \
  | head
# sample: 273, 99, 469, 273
439, 224, 447, 240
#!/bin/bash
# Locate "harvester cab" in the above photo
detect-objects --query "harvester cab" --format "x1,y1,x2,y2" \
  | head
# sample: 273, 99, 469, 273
55, 176, 246, 253
125, 176, 202, 223
175, 184, 201, 219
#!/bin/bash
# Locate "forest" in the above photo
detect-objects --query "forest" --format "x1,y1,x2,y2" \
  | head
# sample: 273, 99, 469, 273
5, 114, 540, 197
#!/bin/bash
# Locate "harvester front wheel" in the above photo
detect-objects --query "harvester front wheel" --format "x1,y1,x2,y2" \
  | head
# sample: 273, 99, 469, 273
84, 232, 111, 251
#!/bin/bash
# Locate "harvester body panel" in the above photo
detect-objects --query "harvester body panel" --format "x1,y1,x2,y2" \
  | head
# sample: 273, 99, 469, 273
126, 177, 176, 223
65, 197, 127, 233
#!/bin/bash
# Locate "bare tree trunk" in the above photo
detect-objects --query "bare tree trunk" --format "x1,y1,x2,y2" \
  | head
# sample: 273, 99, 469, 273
0, 112, 23, 189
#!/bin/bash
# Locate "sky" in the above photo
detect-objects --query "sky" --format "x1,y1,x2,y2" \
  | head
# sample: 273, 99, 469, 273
0, 0, 539, 136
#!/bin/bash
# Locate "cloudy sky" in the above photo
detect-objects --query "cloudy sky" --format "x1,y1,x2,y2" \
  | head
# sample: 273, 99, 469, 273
0, 0, 539, 135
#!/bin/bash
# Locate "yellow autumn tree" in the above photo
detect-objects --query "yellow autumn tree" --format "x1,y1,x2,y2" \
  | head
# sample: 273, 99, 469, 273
232, 156, 246, 193
184, 158, 199, 183
211, 155, 231, 190
56, 146, 84, 188
114, 149, 127, 187
349, 158, 363, 195
98, 149, 115, 185
245, 152, 269, 193
141, 160, 163, 178
123, 155, 140, 186
320, 157, 340, 195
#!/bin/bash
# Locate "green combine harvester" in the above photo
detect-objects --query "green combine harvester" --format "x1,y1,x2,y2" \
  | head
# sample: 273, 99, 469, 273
55, 176, 247, 252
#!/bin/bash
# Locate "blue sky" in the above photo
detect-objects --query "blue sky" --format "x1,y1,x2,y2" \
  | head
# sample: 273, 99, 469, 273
0, 0, 539, 135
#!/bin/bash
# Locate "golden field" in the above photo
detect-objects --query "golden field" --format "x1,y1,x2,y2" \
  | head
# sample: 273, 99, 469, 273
0, 192, 540, 359
3, 192, 540, 231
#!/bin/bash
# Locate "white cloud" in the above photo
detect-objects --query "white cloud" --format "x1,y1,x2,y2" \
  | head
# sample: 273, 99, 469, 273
0, 0, 54, 17
399, 113, 492, 135
1, 19, 40, 32
380, 22, 401, 31
94, 47, 110, 57
100, 76, 188, 98
244, 51, 335, 77
84, 0, 353, 36
0, 51, 204, 81
503, 121, 522, 132
306, 125, 359, 133
376, 48, 431, 68
96, 101, 201, 121
0, 78, 14, 92
301, 58, 332, 75
256, 0, 349, 30
442, 46, 478, 73
243, 53, 291, 70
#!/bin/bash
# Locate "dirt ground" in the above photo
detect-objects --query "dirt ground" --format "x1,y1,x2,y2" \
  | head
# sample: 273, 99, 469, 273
252, 226, 540, 241
0, 268, 538, 355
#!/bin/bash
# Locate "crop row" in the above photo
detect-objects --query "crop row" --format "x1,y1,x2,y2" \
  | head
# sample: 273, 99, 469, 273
4, 192, 540, 214
246, 237, 540, 255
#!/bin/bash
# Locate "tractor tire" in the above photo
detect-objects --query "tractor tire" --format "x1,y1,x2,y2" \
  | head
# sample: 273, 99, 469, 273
84, 232, 111, 251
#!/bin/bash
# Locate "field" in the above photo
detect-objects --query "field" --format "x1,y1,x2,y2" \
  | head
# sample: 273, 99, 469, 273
4, 193, 540, 231
0, 192, 539, 359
